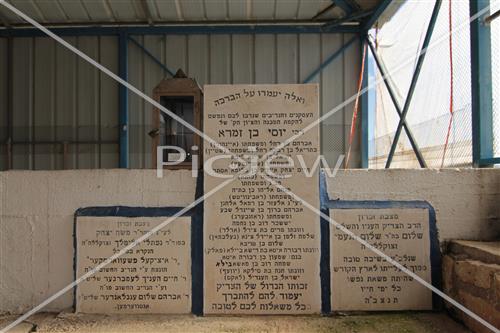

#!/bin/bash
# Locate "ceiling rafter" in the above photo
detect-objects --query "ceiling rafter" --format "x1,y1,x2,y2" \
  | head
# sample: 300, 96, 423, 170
140, 0, 154, 25
29, 0, 46, 22
322, 9, 372, 29
0, 0, 386, 30
311, 3, 336, 21
0, 10, 11, 28
174, 0, 183, 21
103, 0, 117, 22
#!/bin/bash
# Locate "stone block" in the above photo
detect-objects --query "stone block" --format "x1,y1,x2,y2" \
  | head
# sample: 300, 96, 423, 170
442, 255, 455, 294
455, 260, 500, 289
495, 273, 500, 301
455, 260, 477, 286
458, 290, 500, 333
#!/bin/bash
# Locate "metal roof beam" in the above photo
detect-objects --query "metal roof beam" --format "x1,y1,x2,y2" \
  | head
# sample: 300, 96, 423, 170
312, 3, 336, 20
362, 0, 392, 31
333, 0, 360, 16
322, 9, 373, 29
0, 23, 360, 37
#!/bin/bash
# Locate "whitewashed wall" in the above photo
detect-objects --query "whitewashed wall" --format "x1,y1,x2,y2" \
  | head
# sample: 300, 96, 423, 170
0, 169, 196, 313
1, 168, 499, 313
326, 169, 500, 241
0, 33, 361, 170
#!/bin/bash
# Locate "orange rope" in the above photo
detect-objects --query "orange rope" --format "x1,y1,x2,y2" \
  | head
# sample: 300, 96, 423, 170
441, 0, 454, 168
345, 42, 367, 168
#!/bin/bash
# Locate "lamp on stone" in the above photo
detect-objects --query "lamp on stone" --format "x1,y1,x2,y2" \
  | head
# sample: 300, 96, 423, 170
151, 69, 203, 170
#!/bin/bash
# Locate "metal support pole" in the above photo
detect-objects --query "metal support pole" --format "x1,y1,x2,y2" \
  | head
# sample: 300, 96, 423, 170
360, 39, 369, 168
128, 36, 175, 77
385, 0, 441, 168
470, 0, 493, 166
118, 32, 129, 168
303, 35, 358, 83
366, 38, 427, 168
6, 35, 12, 170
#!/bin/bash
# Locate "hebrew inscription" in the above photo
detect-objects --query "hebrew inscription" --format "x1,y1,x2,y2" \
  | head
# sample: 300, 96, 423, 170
204, 84, 321, 314
330, 208, 433, 311
76, 216, 191, 314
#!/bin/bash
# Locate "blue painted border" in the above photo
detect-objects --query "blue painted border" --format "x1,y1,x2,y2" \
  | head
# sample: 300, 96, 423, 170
75, 206, 188, 217
72, 172, 441, 314
73, 204, 200, 313
192, 172, 204, 315
319, 172, 331, 313
319, 172, 442, 310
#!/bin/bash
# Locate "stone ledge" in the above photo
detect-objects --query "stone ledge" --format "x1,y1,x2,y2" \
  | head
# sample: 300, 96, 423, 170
443, 240, 500, 333
449, 241, 500, 265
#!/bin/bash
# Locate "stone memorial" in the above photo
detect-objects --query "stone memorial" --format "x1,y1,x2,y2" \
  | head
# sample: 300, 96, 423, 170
203, 84, 321, 314
330, 208, 433, 311
75, 216, 191, 314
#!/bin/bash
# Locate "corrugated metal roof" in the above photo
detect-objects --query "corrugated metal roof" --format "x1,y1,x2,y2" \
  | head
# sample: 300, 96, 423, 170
0, 0, 383, 27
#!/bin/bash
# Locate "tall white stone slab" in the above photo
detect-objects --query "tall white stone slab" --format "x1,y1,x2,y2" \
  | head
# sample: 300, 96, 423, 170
203, 84, 321, 314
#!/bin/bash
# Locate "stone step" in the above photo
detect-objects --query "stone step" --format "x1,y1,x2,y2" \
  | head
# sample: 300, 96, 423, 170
443, 240, 500, 333
448, 240, 500, 265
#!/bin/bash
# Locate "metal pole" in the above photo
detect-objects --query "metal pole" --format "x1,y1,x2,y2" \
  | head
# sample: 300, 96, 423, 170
470, 0, 493, 166
361, 39, 369, 168
118, 32, 129, 168
6, 35, 12, 170
366, 38, 427, 168
385, 0, 442, 168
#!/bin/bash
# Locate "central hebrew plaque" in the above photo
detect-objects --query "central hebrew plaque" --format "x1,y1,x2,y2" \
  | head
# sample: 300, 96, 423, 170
203, 84, 321, 314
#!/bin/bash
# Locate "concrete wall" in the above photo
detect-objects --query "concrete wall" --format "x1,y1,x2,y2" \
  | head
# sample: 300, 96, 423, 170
1, 168, 499, 314
326, 169, 500, 242
0, 169, 196, 314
